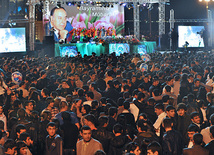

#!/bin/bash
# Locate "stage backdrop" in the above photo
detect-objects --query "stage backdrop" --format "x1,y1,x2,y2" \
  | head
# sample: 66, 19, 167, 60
47, 3, 124, 39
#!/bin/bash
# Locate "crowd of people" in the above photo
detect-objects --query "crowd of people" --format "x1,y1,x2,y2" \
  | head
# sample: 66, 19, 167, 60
0, 51, 214, 155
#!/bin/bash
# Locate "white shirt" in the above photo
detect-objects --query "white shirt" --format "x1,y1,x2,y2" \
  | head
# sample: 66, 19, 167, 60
188, 141, 193, 148
201, 127, 212, 144
83, 101, 92, 107
153, 112, 167, 136
200, 108, 207, 122
130, 103, 139, 122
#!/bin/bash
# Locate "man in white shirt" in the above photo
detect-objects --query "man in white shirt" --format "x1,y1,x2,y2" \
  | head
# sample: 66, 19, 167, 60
153, 103, 166, 136
76, 125, 103, 155
201, 113, 214, 144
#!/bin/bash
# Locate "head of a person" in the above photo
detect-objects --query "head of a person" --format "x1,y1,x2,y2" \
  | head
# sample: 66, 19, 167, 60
190, 112, 201, 124
166, 105, 176, 118
16, 124, 27, 139
162, 117, 173, 129
98, 116, 109, 127
81, 104, 91, 115
16, 141, 27, 155
177, 103, 187, 116
50, 7, 67, 31
147, 141, 162, 155
17, 108, 26, 120
113, 124, 123, 135
0, 103, 4, 115
210, 114, 214, 125
193, 133, 203, 145
24, 101, 34, 112
108, 107, 118, 118
125, 142, 141, 155
84, 114, 96, 126
187, 124, 200, 141
41, 88, 49, 97
152, 77, 159, 86
40, 110, 51, 121
59, 101, 68, 111
86, 91, 94, 101
61, 111, 71, 122
194, 78, 200, 87
19, 132, 32, 146
80, 125, 92, 142
46, 97, 54, 108
123, 101, 130, 110
46, 122, 57, 137
4, 139, 16, 155
154, 103, 164, 116
137, 119, 148, 132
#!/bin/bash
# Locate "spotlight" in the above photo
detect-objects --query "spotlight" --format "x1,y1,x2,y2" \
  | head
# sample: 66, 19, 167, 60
66, 2, 72, 6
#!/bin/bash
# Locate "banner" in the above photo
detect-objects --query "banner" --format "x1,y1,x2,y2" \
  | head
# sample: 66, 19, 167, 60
47, 3, 124, 42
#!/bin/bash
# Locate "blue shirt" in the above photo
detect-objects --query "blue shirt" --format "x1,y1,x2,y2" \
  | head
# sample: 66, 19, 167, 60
55, 111, 79, 125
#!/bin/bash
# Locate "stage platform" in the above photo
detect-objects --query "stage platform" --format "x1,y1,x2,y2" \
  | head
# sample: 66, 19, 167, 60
55, 41, 157, 57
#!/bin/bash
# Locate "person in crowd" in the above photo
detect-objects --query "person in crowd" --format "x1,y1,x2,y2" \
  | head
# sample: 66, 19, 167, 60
162, 118, 183, 155
60, 111, 79, 155
177, 103, 192, 139
55, 101, 80, 128
76, 125, 103, 155
147, 141, 162, 155
183, 133, 209, 155
153, 103, 166, 137
19, 132, 33, 155
186, 124, 200, 148
45, 122, 63, 155
109, 124, 131, 155
4, 139, 16, 155
124, 142, 141, 155
205, 125, 214, 155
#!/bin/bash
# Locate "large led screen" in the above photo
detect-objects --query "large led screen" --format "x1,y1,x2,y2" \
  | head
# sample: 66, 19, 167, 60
0, 28, 26, 52
109, 43, 130, 56
178, 26, 205, 48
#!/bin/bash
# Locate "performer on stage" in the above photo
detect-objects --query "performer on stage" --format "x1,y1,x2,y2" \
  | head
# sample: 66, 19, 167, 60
49, 7, 73, 42
112, 28, 116, 39
100, 26, 106, 38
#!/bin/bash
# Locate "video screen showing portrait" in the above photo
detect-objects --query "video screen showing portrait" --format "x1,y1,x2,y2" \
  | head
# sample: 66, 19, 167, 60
178, 26, 205, 48
109, 43, 130, 56
46, 3, 124, 42
0, 28, 26, 53
138, 45, 147, 55
59, 46, 78, 57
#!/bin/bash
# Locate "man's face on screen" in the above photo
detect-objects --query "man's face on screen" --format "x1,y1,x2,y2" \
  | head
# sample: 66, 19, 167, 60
51, 8, 67, 31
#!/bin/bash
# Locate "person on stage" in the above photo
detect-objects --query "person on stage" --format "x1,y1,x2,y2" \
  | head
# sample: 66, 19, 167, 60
112, 28, 116, 39
49, 7, 73, 42
100, 26, 106, 38
169, 28, 178, 51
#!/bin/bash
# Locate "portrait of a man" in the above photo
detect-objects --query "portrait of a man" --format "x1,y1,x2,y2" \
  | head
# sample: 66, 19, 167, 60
49, 7, 73, 42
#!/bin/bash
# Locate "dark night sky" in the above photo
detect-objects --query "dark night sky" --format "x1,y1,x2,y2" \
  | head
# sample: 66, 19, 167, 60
168, 0, 213, 19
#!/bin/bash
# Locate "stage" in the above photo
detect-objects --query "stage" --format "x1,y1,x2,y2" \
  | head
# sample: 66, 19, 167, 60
55, 41, 157, 57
